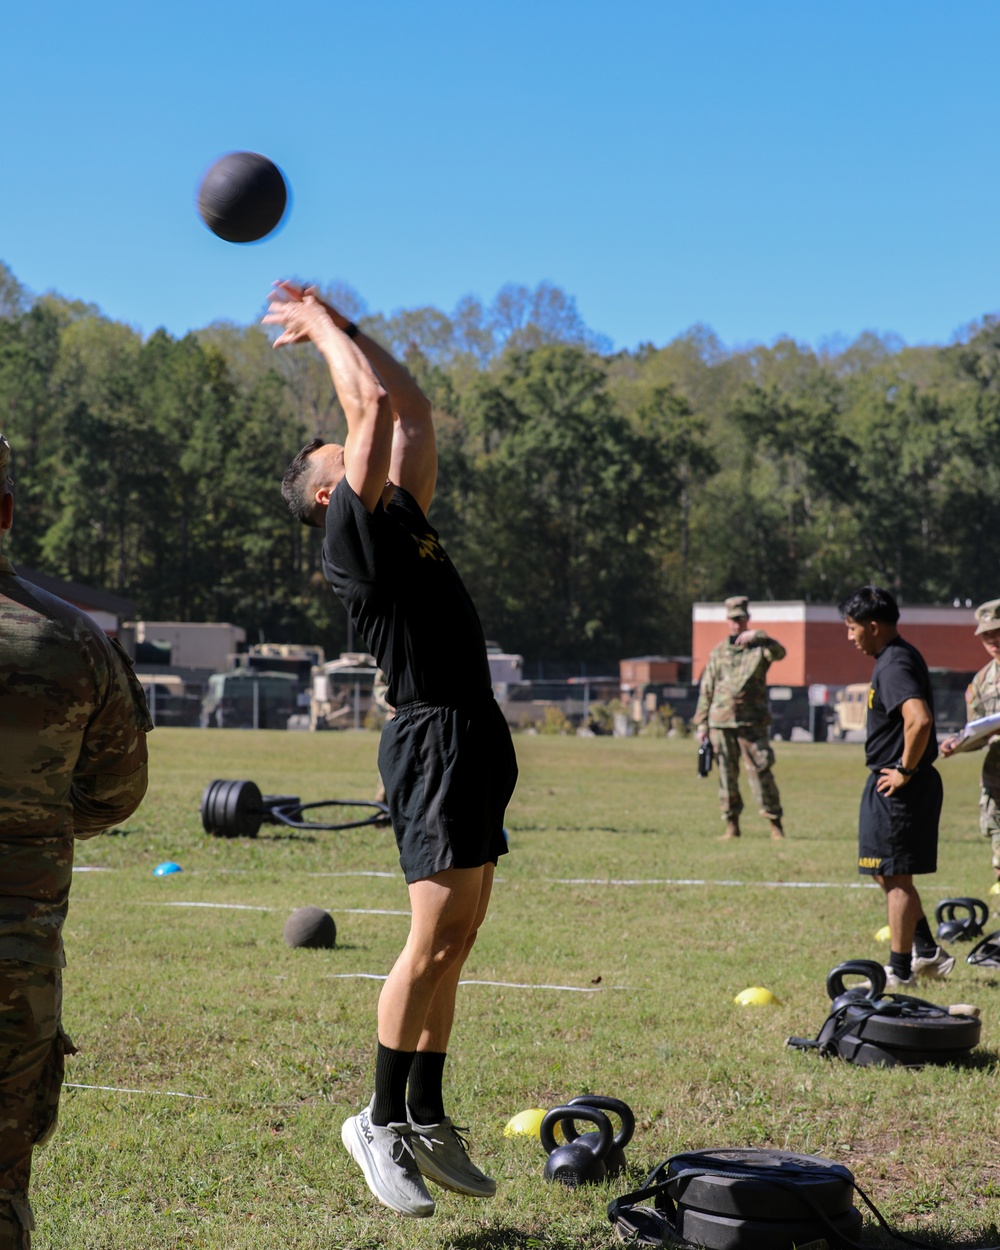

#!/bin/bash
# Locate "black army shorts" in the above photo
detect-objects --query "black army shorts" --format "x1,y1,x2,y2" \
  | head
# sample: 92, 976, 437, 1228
858, 766, 942, 877
378, 696, 518, 884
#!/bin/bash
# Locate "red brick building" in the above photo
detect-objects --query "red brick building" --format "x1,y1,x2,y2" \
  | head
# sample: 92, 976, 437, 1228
692, 601, 986, 686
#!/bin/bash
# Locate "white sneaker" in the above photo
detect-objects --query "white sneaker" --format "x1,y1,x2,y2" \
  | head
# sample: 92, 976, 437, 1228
341, 1102, 435, 1217
408, 1116, 496, 1197
911, 946, 956, 979
882, 965, 914, 991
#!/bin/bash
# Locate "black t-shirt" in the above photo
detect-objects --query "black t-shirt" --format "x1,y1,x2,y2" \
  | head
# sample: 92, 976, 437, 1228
865, 634, 938, 770
321, 480, 492, 708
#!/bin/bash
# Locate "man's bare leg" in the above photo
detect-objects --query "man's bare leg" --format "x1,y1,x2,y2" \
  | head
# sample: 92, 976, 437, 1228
875, 872, 929, 986
377, 863, 493, 1052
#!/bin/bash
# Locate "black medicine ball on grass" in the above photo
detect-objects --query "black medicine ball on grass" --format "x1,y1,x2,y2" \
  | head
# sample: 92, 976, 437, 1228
197, 151, 288, 243
283, 906, 337, 949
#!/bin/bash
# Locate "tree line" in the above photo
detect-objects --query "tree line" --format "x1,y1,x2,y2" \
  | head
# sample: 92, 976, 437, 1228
2, 259, 999, 669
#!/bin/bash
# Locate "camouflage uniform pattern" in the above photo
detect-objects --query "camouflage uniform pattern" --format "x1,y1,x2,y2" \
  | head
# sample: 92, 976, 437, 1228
0, 526, 151, 1245
0, 558, 152, 966
965, 658, 1000, 871
0, 965, 76, 1250
694, 631, 786, 820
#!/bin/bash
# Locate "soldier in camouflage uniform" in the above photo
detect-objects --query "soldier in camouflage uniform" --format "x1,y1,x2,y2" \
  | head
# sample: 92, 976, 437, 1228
0, 435, 151, 1249
693, 596, 786, 840
941, 598, 1000, 880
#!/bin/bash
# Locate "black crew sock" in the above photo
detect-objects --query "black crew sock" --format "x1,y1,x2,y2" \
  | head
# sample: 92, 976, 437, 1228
889, 949, 912, 981
913, 917, 937, 958
371, 1042, 415, 1126
407, 1050, 447, 1125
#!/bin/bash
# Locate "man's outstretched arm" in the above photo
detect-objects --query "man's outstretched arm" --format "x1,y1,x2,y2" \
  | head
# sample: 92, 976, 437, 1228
264, 285, 392, 513
274, 282, 438, 514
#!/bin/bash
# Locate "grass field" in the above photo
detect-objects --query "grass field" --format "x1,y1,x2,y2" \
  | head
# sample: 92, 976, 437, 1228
32, 729, 1000, 1249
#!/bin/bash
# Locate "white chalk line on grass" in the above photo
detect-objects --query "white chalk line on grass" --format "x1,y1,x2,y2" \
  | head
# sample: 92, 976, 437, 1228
134, 902, 411, 916
325, 973, 622, 993
551, 877, 882, 889
65, 1082, 207, 1099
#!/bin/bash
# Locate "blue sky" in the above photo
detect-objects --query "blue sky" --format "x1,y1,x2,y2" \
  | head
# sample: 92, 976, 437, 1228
3, 2, 999, 353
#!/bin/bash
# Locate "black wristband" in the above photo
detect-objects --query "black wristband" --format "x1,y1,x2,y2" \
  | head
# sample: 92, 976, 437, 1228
343, 322, 359, 339
894, 761, 916, 776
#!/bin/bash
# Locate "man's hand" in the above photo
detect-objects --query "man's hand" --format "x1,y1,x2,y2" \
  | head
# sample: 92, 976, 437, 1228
262, 283, 338, 347
939, 734, 961, 757
876, 767, 911, 797
696, 728, 709, 744
733, 629, 762, 647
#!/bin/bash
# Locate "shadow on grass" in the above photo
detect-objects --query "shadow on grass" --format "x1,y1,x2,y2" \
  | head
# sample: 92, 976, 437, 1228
956, 1047, 1000, 1071
257, 831, 319, 844
864, 1222, 1000, 1249
447, 1229, 577, 1250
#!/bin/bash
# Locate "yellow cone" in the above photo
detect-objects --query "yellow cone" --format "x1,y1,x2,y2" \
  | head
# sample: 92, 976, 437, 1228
504, 1108, 564, 1140
874, 924, 891, 942
990, 882, 1000, 896
734, 986, 779, 1006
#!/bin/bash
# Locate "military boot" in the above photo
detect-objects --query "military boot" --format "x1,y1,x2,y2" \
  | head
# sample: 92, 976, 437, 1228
769, 819, 785, 840
721, 818, 741, 840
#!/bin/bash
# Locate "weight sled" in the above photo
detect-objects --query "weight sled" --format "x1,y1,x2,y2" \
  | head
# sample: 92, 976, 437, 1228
609, 1149, 865, 1250
788, 959, 981, 1068
200, 779, 390, 837
968, 929, 1000, 968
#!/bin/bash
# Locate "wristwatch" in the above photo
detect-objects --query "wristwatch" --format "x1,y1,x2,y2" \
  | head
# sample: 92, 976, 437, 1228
893, 761, 916, 776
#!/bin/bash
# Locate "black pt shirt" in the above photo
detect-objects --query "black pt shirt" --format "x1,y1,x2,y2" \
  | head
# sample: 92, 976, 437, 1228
865, 635, 938, 771
321, 480, 492, 708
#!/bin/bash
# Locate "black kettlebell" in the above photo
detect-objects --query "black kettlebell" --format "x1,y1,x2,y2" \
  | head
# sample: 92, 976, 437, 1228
935, 897, 989, 943
562, 1095, 635, 1177
540, 1105, 613, 1187
826, 959, 885, 1011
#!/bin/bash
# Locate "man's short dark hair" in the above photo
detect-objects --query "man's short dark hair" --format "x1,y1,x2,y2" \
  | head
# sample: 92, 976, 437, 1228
281, 438, 325, 527
839, 585, 900, 625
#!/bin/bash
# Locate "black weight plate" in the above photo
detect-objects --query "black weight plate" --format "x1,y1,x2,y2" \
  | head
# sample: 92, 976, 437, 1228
665, 1149, 855, 1219
200, 779, 226, 833
211, 780, 238, 836
675, 1202, 863, 1250
879, 1045, 976, 1066
227, 780, 262, 838
857, 1010, 981, 1051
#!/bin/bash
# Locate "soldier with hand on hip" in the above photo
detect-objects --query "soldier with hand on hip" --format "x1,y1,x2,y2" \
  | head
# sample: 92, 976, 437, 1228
692, 596, 786, 841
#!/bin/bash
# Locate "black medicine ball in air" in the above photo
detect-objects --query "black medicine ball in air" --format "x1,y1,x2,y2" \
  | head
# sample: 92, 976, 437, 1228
283, 906, 337, 949
197, 151, 288, 243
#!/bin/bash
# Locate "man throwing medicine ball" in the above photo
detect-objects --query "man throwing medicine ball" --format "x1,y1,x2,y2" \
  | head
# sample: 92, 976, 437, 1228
267, 282, 517, 1219
840, 585, 953, 990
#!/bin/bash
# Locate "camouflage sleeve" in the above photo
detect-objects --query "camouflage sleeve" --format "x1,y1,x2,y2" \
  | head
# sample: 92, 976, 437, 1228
758, 633, 786, 663
72, 637, 151, 839
693, 650, 717, 726
967, 673, 986, 723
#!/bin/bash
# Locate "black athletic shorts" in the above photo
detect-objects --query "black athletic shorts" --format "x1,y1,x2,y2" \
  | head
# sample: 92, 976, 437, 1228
857, 766, 942, 877
377, 695, 518, 884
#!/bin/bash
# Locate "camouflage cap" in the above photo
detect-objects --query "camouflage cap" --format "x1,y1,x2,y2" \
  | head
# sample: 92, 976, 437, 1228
725, 595, 750, 619
975, 598, 1000, 635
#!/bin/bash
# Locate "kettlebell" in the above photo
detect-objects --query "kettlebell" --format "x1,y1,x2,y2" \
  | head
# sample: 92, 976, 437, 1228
826, 959, 885, 1011
935, 897, 989, 943
540, 1105, 613, 1187
562, 1095, 635, 1177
